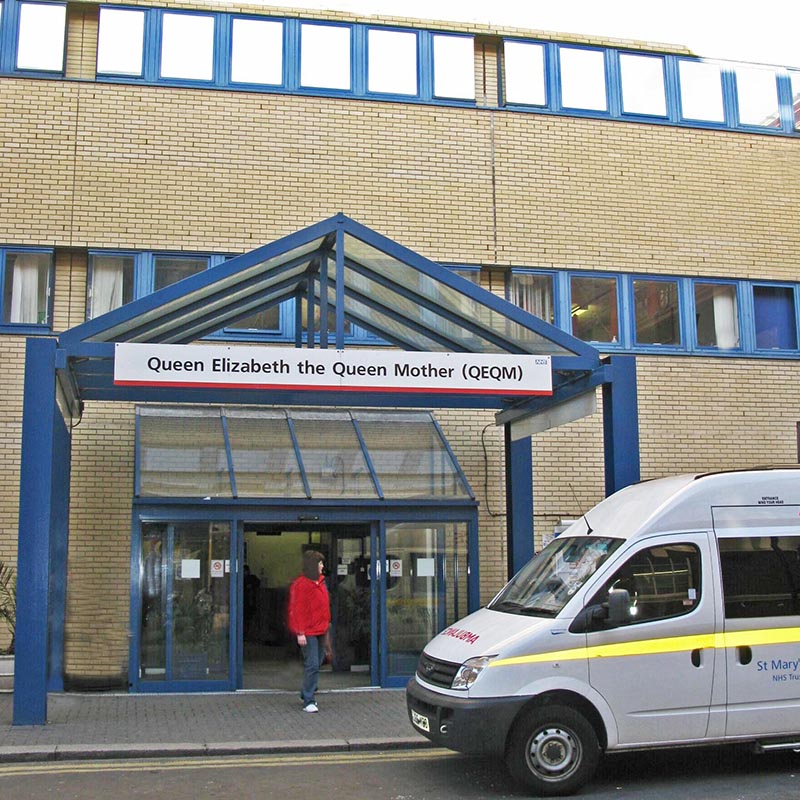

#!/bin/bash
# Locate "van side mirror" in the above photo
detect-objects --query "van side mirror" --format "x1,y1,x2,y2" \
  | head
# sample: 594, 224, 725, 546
607, 588, 631, 625
568, 603, 607, 634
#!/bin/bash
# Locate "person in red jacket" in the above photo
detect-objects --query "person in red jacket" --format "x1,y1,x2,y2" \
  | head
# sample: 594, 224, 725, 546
287, 550, 332, 713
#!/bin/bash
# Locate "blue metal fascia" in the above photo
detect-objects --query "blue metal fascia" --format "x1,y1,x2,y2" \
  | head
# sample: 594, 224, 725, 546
335, 225, 346, 349
505, 427, 534, 579
319, 252, 329, 349
132, 497, 477, 514
59, 217, 341, 346
350, 415, 384, 500
429, 414, 475, 500
602, 355, 640, 496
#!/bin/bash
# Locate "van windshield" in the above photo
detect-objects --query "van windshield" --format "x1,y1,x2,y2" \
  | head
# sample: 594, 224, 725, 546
488, 536, 622, 617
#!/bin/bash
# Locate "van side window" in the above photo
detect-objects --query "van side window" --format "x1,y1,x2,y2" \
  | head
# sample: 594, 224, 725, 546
588, 544, 701, 625
719, 536, 800, 618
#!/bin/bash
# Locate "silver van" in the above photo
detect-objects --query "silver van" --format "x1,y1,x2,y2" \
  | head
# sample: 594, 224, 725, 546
406, 467, 800, 795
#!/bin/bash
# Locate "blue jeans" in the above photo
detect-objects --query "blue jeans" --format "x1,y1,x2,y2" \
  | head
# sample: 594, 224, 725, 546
300, 635, 325, 705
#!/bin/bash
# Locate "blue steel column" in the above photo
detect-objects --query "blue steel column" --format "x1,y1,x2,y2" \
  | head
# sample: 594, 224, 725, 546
504, 427, 534, 579
602, 355, 640, 496
14, 338, 67, 725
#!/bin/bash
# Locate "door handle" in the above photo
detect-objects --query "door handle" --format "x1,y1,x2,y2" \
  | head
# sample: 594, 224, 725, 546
737, 645, 752, 665
691, 648, 702, 667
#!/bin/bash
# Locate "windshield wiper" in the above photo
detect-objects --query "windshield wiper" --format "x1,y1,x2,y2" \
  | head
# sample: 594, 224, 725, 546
489, 600, 525, 613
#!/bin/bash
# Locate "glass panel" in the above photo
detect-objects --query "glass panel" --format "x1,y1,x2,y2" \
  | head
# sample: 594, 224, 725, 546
736, 66, 780, 127
300, 23, 351, 90
172, 521, 230, 680
791, 72, 800, 131
3, 252, 50, 324
226, 306, 282, 332
503, 41, 546, 106
753, 285, 797, 349
88, 254, 134, 318
385, 522, 468, 677
620, 53, 666, 117
448, 267, 480, 284
331, 532, 372, 671
342, 235, 573, 355
368, 28, 417, 95
354, 411, 470, 499
138, 408, 232, 497
231, 18, 283, 85
678, 60, 725, 122
570, 275, 618, 343
633, 279, 680, 345
140, 523, 167, 680
161, 13, 215, 81
509, 273, 554, 325
225, 409, 306, 497
559, 46, 606, 111
17, 2, 66, 71
694, 283, 739, 349
97, 8, 144, 76
291, 411, 377, 498
301, 297, 353, 336
433, 34, 475, 100
154, 256, 207, 291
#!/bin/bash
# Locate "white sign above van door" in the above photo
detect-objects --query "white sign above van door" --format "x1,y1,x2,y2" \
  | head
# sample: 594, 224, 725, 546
113, 343, 552, 397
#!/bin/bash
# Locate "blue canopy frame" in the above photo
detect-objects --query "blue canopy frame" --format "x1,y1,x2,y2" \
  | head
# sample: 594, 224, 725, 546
14, 213, 639, 724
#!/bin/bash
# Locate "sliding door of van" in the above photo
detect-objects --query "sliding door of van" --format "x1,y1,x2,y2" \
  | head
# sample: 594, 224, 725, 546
583, 533, 716, 745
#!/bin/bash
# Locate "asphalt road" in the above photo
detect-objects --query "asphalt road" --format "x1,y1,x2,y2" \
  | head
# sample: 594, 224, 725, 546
0, 744, 796, 799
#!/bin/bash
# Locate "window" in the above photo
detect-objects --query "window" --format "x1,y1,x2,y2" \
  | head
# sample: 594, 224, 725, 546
588, 543, 701, 625
694, 283, 739, 349
300, 23, 351, 90
231, 18, 283, 85
570, 275, 618, 342
97, 7, 145, 76
226, 307, 281, 333
432, 34, 474, 100
633, 279, 680, 345
619, 53, 667, 117
16, 2, 66, 72
791, 72, 800, 131
678, 60, 725, 123
2, 251, 51, 325
367, 28, 417, 96
503, 41, 546, 106
154, 256, 208, 291
88, 254, 134, 319
736, 66, 780, 128
720, 537, 800, 618
753, 285, 797, 349
160, 13, 215, 81
559, 46, 607, 111
510, 273, 554, 325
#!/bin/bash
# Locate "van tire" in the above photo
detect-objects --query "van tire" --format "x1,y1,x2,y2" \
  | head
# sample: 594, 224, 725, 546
505, 704, 600, 796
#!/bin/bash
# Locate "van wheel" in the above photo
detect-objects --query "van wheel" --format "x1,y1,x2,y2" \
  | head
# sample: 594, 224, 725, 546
505, 705, 600, 797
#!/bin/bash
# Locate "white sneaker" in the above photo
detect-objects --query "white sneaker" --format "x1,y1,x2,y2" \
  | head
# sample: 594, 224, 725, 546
302, 702, 318, 713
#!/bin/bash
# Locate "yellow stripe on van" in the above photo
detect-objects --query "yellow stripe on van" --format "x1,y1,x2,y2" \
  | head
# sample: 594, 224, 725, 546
488, 627, 800, 668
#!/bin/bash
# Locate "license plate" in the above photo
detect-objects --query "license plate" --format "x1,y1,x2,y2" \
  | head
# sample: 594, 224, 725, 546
411, 709, 430, 733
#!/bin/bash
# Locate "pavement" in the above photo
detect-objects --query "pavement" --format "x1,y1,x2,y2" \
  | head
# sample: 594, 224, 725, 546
0, 686, 429, 763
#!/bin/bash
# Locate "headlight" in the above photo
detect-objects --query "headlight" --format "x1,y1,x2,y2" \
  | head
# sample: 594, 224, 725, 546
451, 656, 495, 690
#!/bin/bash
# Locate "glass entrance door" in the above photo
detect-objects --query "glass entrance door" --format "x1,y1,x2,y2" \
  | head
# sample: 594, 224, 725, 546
137, 520, 234, 690
382, 521, 469, 684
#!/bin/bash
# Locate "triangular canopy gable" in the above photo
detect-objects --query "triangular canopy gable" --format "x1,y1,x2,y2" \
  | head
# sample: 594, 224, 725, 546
57, 214, 601, 412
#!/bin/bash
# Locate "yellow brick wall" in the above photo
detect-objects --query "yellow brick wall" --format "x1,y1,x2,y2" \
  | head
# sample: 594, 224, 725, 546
0, 5, 799, 672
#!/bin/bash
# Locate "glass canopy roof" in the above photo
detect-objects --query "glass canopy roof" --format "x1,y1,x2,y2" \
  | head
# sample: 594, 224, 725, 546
136, 406, 474, 501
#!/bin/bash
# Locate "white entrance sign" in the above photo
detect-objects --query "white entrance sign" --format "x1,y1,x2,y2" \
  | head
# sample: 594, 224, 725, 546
114, 343, 552, 396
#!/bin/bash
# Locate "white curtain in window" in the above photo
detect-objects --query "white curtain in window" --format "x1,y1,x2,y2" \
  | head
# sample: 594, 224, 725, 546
10, 254, 40, 323
713, 290, 738, 348
512, 278, 552, 322
92, 257, 124, 317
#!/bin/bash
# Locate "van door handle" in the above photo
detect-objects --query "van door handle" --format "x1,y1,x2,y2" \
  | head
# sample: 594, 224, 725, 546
691, 648, 702, 667
737, 645, 752, 665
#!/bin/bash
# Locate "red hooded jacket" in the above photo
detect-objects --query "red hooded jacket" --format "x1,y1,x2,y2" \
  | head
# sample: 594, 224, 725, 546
287, 574, 331, 637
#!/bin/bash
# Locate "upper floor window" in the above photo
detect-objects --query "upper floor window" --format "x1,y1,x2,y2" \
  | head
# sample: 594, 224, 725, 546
633, 278, 680, 345
509, 272, 554, 325
231, 17, 283, 86
300, 22, 351, 91
678, 60, 725, 123
694, 282, 739, 349
88, 253, 134, 319
559, 46, 607, 112
154, 256, 208, 291
504, 40, 546, 106
619, 53, 666, 117
432, 33, 474, 100
160, 12, 215, 81
97, 7, 144, 76
570, 274, 618, 343
17, 1, 66, 72
2, 250, 52, 325
791, 71, 800, 131
367, 28, 417, 96
753, 284, 797, 350
735, 65, 780, 128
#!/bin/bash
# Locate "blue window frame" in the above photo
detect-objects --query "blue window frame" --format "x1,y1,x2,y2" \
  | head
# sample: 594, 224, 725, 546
632, 277, 681, 346
752, 284, 798, 350
0, 247, 53, 330
569, 273, 619, 344
693, 280, 741, 351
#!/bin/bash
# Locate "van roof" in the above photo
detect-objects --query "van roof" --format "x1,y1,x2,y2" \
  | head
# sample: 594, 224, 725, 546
566, 466, 800, 540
